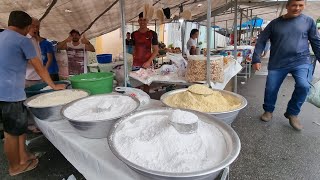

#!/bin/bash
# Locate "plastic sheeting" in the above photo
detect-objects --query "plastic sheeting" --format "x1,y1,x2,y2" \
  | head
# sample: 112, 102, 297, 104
0, 0, 226, 41
1, 0, 319, 40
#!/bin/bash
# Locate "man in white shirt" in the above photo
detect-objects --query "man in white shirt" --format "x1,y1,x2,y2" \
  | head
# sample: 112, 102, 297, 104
25, 18, 42, 87
57, 29, 95, 76
187, 29, 199, 55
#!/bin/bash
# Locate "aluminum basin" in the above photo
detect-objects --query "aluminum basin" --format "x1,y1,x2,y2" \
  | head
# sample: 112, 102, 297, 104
24, 89, 90, 122
160, 88, 247, 125
108, 108, 241, 180
61, 94, 140, 139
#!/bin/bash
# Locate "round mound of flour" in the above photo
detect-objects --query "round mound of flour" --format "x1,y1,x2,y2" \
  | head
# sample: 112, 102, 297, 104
113, 110, 227, 173
27, 89, 89, 107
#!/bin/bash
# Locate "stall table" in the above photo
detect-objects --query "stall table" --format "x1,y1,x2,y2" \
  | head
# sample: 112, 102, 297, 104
87, 61, 124, 73
130, 60, 243, 90
35, 100, 164, 180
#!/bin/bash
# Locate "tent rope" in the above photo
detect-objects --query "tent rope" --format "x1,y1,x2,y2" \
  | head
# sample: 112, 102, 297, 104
39, 0, 58, 22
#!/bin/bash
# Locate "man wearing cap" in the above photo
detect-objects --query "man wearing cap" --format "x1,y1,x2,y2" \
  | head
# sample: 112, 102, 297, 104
0, 11, 65, 176
131, 12, 159, 69
57, 29, 95, 76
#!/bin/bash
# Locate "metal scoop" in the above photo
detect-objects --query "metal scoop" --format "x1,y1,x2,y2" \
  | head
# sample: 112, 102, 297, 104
187, 89, 213, 96
169, 120, 198, 134
169, 110, 198, 134
187, 85, 214, 96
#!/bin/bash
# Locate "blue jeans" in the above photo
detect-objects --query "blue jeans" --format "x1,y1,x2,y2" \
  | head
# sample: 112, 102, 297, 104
263, 63, 314, 116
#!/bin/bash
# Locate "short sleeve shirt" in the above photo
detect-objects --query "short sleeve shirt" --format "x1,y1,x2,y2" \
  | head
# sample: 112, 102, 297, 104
66, 42, 88, 75
0, 29, 37, 102
187, 38, 197, 52
40, 39, 59, 74
25, 34, 42, 80
131, 30, 158, 46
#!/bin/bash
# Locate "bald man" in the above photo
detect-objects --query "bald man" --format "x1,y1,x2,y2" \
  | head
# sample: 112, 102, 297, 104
25, 18, 42, 87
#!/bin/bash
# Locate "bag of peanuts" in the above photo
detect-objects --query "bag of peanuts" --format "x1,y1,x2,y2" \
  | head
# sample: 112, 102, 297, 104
185, 55, 224, 83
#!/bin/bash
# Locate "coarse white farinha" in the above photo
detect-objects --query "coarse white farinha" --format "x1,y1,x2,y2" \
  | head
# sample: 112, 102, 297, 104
27, 90, 88, 107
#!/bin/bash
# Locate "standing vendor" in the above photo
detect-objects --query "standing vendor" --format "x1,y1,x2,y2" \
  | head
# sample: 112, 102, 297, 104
57, 29, 95, 76
187, 29, 199, 55
0, 11, 65, 176
131, 12, 159, 70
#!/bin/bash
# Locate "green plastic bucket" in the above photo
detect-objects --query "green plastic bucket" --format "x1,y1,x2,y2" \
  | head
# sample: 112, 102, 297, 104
69, 72, 114, 95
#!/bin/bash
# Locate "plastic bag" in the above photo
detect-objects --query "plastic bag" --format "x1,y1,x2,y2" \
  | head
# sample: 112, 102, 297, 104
185, 55, 224, 83
307, 79, 320, 108
166, 53, 187, 77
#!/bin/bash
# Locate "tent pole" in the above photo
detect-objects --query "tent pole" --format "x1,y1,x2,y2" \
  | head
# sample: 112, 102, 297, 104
249, 9, 253, 45
213, 16, 216, 49
233, 0, 238, 93
246, 8, 249, 44
206, 0, 212, 87
226, 20, 228, 46
239, 8, 243, 45
120, 0, 128, 87
181, 21, 186, 56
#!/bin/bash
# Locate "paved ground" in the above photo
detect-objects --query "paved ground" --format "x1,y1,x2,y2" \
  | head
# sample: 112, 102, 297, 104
1, 61, 319, 180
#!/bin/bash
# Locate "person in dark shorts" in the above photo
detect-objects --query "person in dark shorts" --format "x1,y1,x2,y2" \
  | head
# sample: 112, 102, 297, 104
0, 11, 65, 176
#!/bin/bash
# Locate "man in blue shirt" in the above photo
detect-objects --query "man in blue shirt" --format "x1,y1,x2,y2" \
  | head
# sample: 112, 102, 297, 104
0, 11, 65, 176
39, 33, 60, 81
252, 0, 320, 131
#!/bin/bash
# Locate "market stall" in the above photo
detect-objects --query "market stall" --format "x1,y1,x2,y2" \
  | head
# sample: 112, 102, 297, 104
129, 54, 242, 90
34, 100, 164, 180
27, 84, 244, 179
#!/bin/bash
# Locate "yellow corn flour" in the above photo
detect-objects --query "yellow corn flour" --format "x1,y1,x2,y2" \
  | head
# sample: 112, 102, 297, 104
188, 84, 213, 95
164, 90, 241, 112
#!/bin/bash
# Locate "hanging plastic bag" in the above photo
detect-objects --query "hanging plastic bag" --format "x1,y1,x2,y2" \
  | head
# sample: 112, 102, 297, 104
307, 79, 320, 108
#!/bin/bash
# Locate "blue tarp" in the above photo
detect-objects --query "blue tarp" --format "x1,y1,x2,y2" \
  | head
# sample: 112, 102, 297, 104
238, 17, 264, 28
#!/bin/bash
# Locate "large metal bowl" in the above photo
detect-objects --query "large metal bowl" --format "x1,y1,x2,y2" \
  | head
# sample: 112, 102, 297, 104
160, 88, 247, 125
61, 94, 140, 139
24, 89, 90, 122
108, 108, 241, 180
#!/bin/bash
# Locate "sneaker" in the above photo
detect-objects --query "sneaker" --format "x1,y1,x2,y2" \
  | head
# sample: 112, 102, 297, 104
284, 113, 303, 131
260, 112, 273, 122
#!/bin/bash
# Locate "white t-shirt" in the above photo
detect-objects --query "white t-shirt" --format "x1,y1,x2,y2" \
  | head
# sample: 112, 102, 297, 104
66, 42, 88, 75
187, 38, 197, 53
25, 34, 42, 80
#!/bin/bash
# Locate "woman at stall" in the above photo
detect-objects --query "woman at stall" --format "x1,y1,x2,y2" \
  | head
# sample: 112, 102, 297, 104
187, 29, 199, 55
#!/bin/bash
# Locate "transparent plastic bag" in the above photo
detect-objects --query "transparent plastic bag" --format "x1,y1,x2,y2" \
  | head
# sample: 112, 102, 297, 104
307, 79, 320, 108
185, 55, 224, 83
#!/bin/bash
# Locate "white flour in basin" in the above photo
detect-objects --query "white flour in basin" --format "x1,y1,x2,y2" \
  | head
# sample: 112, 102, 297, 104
63, 95, 138, 121
113, 111, 227, 173
27, 90, 88, 107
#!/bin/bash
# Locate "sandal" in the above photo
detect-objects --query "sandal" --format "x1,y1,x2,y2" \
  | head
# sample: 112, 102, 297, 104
10, 158, 39, 176
27, 125, 42, 134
